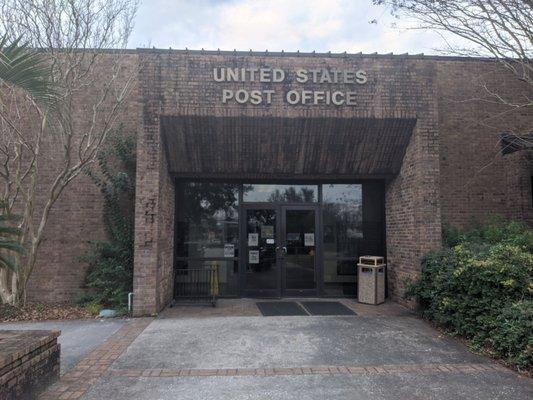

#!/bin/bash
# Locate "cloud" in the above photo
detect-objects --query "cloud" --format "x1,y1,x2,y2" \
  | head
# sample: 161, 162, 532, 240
129, 0, 465, 54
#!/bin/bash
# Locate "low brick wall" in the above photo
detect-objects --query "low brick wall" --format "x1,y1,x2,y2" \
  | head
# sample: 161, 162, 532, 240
0, 330, 60, 400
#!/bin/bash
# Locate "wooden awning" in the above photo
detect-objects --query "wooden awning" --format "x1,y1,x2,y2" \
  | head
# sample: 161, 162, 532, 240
160, 115, 416, 180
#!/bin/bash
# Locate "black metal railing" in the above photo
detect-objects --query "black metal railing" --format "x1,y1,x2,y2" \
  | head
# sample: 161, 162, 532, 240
173, 264, 218, 306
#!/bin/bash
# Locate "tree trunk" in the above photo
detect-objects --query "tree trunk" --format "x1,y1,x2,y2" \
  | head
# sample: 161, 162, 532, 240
0, 268, 19, 305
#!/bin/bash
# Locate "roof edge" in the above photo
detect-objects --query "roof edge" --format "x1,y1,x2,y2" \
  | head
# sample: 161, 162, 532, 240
136, 47, 503, 62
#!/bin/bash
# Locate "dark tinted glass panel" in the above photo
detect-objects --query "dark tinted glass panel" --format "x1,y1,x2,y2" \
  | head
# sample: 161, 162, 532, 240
243, 184, 317, 203
284, 209, 316, 290
175, 182, 239, 258
323, 260, 357, 296
322, 184, 363, 258
245, 209, 277, 291
175, 259, 239, 296
360, 182, 385, 257
322, 182, 385, 297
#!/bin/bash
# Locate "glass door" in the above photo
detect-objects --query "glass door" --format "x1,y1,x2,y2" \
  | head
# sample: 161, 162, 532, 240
242, 205, 280, 297
241, 204, 318, 297
281, 206, 318, 296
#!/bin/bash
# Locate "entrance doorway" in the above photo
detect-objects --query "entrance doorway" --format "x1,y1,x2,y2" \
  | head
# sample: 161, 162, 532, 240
243, 205, 318, 297
174, 181, 385, 298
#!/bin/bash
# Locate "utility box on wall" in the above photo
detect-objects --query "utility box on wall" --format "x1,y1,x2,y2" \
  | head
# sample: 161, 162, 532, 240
357, 256, 386, 305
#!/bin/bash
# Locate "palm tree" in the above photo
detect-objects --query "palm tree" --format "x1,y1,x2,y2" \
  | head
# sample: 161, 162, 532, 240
0, 201, 24, 273
0, 35, 57, 106
0, 37, 55, 286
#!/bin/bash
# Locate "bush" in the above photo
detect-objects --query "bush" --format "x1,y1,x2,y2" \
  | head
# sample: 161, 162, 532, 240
78, 129, 135, 311
442, 223, 461, 248
490, 300, 532, 368
443, 217, 532, 248
84, 301, 104, 316
406, 219, 533, 371
78, 241, 133, 310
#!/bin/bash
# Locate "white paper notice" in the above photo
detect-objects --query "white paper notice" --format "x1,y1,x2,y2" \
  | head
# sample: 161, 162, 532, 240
248, 233, 259, 246
224, 244, 235, 258
249, 250, 259, 264
304, 233, 315, 246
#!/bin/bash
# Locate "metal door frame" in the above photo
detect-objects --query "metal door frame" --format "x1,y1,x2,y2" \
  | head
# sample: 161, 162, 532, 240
240, 203, 281, 297
280, 204, 319, 297
239, 203, 320, 297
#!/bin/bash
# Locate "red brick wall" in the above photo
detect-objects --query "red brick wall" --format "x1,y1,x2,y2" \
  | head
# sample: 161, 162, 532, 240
156, 150, 175, 310
132, 51, 170, 315
436, 61, 532, 228
0, 330, 60, 399
383, 60, 442, 304
26, 53, 140, 303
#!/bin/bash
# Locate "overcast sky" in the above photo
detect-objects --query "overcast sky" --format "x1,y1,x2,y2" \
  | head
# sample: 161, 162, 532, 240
129, 0, 461, 55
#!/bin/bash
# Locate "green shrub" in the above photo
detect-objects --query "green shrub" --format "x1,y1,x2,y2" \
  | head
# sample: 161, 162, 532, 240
407, 219, 533, 370
442, 223, 461, 248
443, 216, 533, 249
78, 129, 135, 310
84, 301, 103, 316
489, 300, 532, 368
78, 241, 133, 310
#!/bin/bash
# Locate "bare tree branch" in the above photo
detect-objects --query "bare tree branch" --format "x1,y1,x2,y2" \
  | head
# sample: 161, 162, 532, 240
374, 0, 533, 90
0, 0, 138, 305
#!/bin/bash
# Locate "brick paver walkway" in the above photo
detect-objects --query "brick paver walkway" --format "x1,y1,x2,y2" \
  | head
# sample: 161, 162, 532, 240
109, 362, 508, 378
39, 318, 152, 400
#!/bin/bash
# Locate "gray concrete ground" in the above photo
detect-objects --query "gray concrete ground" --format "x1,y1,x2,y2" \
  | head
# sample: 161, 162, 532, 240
84, 371, 531, 400
83, 313, 531, 399
112, 316, 483, 370
0, 319, 125, 373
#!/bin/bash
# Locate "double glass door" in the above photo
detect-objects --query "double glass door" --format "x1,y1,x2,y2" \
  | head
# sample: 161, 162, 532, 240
242, 205, 318, 297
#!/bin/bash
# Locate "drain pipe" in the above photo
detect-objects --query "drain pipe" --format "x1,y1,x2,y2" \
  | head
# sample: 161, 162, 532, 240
128, 292, 134, 313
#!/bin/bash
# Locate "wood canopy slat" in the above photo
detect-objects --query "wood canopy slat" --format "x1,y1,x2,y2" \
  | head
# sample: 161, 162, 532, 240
161, 115, 416, 180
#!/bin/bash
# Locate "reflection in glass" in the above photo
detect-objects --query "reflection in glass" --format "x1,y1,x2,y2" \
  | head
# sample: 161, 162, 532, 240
284, 209, 316, 290
173, 180, 385, 298
322, 184, 363, 258
243, 184, 317, 203
175, 182, 239, 258
323, 260, 357, 296
245, 209, 277, 290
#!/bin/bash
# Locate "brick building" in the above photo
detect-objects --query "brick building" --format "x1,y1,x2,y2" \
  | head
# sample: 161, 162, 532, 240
25, 50, 532, 316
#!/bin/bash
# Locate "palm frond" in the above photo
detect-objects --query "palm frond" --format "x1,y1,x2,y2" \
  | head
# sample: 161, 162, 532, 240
0, 214, 21, 222
0, 253, 19, 273
0, 225, 21, 236
0, 36, 58, 107
0, 239, 25, 253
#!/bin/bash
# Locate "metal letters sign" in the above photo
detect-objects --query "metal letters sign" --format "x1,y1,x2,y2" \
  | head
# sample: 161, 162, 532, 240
213, 67, 368, 106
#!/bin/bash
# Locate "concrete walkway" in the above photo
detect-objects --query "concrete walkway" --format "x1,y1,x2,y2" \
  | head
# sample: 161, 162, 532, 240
111, 316, 485, 370
30, 300, 533, 399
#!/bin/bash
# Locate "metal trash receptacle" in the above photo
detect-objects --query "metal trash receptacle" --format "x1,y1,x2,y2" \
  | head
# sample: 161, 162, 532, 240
357, 256, 386, 305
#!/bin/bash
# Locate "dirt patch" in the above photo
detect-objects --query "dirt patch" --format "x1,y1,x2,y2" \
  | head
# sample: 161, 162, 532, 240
0, 302, 94, 322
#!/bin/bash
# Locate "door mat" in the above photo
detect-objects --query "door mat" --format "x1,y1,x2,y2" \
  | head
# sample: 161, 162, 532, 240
256, 302, 309, 316
300, 301, 356, 316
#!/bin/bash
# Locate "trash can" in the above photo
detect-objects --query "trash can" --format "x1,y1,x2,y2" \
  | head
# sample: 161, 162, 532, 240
357, 256, 386, 305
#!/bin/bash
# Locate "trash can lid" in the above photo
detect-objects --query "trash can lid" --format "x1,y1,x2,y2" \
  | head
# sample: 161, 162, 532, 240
358, 256, 385, 266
